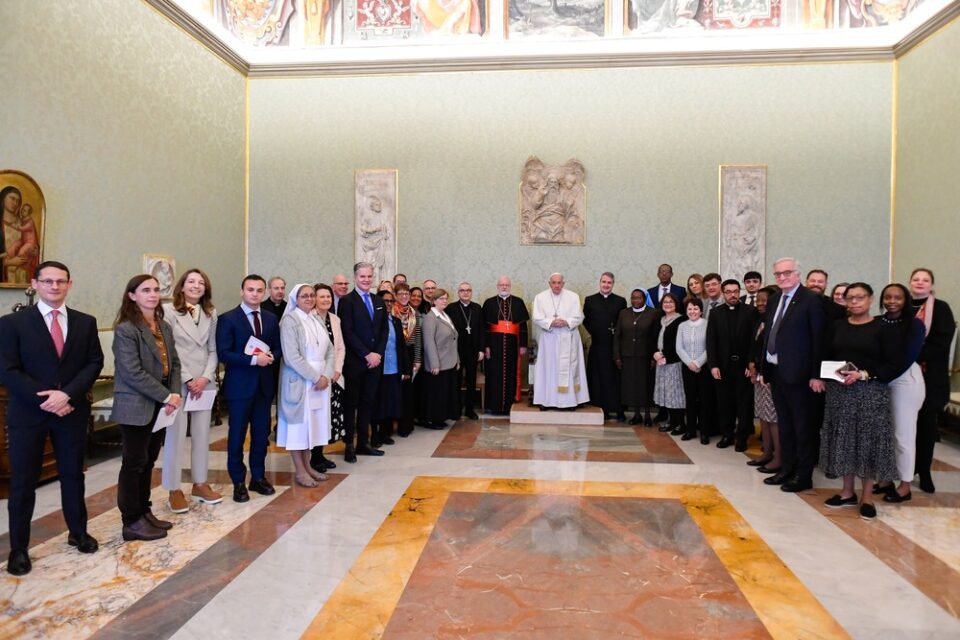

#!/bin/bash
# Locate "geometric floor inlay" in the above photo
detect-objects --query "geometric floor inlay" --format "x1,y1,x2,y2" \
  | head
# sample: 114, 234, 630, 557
303, 477, 849, 639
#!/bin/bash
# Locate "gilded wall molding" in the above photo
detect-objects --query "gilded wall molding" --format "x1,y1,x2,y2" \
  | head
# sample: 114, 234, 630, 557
143, 0, 248, 74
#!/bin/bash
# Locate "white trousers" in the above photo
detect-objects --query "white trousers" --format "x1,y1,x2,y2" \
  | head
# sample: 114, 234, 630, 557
889, 363, 925, 483
161, 382, 213, 490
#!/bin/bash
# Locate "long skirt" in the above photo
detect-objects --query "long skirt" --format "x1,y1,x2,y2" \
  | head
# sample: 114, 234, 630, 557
653, 362, 685, 409
427, 368, 459, 424
329, 383, 344, 443
819, 380, 897, 481
620, 356, 650, 409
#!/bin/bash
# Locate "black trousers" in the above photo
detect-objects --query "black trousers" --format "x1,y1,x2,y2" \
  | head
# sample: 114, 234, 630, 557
343, 368, 381, 450
681, 366, 712, 437
915, 397, 942, 478
455, 353, 479, 416
118, 408, 165, 526
715, 364, 754, 441
7, 416, 89, 551
768, 365, 818, 481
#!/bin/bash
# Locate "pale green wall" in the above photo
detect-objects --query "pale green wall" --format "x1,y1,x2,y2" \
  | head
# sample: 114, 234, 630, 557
895, 17, 960, 380
248, 63, 892, 303
0, 0, 245, 326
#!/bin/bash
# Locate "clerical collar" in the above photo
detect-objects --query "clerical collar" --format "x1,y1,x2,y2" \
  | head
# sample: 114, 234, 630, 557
460, 301, 470, 307
498, 292, 510, 298
601, 292, 610, 298
632, 306, 645, 312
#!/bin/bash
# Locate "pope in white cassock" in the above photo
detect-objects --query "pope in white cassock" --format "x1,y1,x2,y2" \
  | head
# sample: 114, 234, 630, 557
532, 273, 590, 409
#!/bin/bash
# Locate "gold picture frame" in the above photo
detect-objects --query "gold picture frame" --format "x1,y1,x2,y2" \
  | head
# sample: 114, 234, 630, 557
0, 170, 46, 288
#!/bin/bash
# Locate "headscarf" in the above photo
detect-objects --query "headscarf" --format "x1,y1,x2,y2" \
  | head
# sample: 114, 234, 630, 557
282, 283, 324, 344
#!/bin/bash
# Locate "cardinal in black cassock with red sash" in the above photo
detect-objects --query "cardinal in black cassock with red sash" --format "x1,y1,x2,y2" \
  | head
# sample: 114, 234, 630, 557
482, 279, 529, 415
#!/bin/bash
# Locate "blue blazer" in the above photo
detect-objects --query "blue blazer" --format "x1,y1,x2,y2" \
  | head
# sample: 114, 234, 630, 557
647, 283, 687, 308
760, 285, 827, 384
216, 305, 282, 401
0, 305, 104, 429
338, 289, 388, 377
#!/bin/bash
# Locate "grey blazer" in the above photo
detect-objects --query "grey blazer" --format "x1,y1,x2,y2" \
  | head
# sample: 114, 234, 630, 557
422, 311, 460, 371
162, 302, 218, 390
279, 313, 335, 425
110, 319, 182, 426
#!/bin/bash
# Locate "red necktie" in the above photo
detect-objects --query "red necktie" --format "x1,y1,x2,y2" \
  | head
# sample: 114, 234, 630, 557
252, 310, 262, 338
50, 309, 65, 357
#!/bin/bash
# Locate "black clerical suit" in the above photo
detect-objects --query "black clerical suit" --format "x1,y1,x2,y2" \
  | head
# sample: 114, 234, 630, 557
0, 305, 104, 553
706, 302, 759, 447
450, 300, 483, 418
583, 292, 627, 416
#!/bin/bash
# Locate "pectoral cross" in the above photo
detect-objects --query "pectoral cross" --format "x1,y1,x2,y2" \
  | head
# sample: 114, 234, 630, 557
466, 326, 472, 335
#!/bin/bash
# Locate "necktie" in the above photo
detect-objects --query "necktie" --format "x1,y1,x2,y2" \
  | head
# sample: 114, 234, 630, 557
710, 300, 719, 309
252, 310, 262, 338
363, 292, 374, 320
748, 295, 755, 306
50, 309, 65, 358
767, 294, 791, 355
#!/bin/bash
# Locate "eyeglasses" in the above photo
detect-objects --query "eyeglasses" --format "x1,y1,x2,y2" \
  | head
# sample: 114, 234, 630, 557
772, 270, 797, 278
458, 289, 471, 293
298, 293, 316, 299
36, 279, 69, 287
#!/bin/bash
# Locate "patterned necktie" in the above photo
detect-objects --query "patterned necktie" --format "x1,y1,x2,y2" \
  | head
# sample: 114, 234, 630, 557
50, 309, 65, 357
252, 310, 262, 338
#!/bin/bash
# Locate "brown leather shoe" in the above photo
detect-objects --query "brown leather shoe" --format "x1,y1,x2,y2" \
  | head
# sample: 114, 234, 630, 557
191, 483, 223, 505
169, 490, 189, 514
144, 509, 173, 530
122, 516, 167, 541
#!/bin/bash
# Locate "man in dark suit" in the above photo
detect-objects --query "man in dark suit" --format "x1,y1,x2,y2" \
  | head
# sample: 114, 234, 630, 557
331, 274, 350, 316
217, 275, 282, 503
338, 262, 388, 463
0, 261, 104, 575
759, 258, 827, 493
806, 269, 846, 321
450, 281, 483, 420
583, 272, 627, 420
647, 263, 687, 308
741, 271, 763, 306
707, 279, 759, 451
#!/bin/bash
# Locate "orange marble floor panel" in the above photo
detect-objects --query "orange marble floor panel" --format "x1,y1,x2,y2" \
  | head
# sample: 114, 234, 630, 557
433, 422, 691, 464
302, 477, 847, 640
800, 488, 960, 619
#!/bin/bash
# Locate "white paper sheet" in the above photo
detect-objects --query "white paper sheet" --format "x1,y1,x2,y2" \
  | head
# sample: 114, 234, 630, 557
244, 335, 272, 356
819, 360, 849, 383
184, 389, 217, 412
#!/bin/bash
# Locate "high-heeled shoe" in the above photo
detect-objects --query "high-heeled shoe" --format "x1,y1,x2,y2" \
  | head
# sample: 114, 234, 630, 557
747, 456, 773, 467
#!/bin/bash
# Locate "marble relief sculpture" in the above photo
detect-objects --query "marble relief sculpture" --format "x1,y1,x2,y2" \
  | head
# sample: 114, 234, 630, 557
355, 169, 398, 283
719, 165, 766, 283
520, 157, 586, 246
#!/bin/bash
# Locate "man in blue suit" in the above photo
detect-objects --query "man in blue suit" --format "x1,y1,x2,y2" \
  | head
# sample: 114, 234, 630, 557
647, 264, 687, 308
758, 258, 827, 493
0, 261, 104, 575
338, 262, 388, 463
217, 274, 282, 502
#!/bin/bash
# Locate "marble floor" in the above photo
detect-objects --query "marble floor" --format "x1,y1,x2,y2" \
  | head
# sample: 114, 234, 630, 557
1, 415, 959, 639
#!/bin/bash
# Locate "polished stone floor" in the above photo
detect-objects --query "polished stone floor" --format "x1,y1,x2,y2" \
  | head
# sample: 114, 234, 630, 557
1, 415, 959, 639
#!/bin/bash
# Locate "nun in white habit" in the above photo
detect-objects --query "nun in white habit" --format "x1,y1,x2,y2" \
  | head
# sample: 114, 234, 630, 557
278, 283, 335, 487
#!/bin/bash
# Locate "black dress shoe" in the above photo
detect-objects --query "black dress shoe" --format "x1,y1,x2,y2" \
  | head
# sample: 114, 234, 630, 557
859, 503, 878, 520
757, 465, 781, 474
356, 444, 385, 456
781, 476, 813, 492
716, 436, 734, 449
145, 509, 173, 530
7, 549, 31, 576
658, 424, 673, 432
872, 483, 895, 496
344, 447, 357, 463
681, 433, 697, 441
381, 437, 396, 445
734, 440, 748, 453
465, 411, 479, 420
370, 439, 383, 448
67, 532, 99, 554
747, 457, 773, 467
539, 406, 549, 412
764, 471, 790, 485
323, 458, 337, 469
249, 478, 276, 495
425, 423, 445, 430
824, 493, 858, 508
122, 516, 167, 541
700, 435, 710, 445
884, 490, 912, 503
670, 426, 685, 436
233, 483, 250, 502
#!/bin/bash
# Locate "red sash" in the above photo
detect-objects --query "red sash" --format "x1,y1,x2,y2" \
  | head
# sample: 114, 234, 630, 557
487, 321, 523, 401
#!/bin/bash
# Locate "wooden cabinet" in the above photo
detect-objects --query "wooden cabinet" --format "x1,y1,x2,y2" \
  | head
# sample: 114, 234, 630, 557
0, 385, 59, 498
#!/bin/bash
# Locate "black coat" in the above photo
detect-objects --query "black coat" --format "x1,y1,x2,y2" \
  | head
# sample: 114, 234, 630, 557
707, 303, 760, 373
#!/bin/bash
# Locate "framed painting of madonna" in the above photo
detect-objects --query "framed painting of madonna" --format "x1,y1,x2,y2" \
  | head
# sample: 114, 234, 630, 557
0, 170, 45, 288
